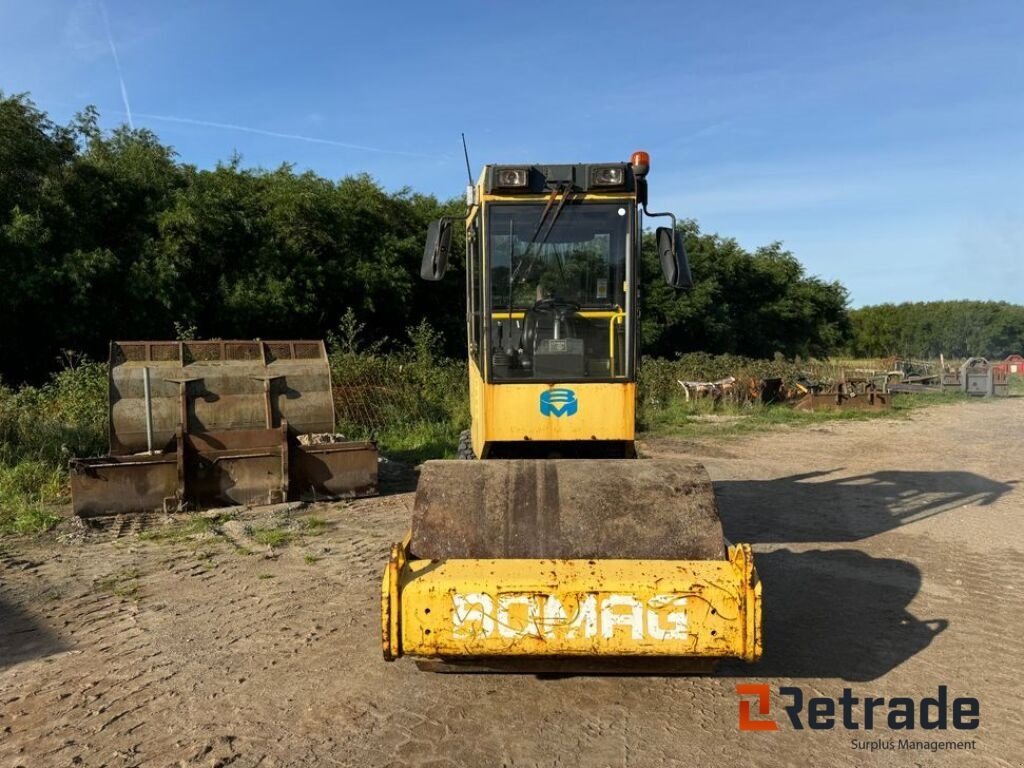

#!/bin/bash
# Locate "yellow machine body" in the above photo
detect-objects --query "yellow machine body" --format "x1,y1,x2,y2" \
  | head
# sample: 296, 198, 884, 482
384, 158, 762, 670
465, 186, 639, 459
383, 535, 761, 663
468, 360, 635, 451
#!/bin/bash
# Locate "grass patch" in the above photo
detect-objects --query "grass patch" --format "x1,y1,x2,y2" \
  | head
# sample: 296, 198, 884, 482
249, 527, 294, 548
247, 516, 332, 551
139, 513, 235, 543
298, 516, 327, 534
0, 460, 66, 534
372, 421, 461, 465
94, 568, 141, 599
0, 499, 63, 535
303, 554, 320, 565
641, 391, 965, 439
1010, 376, 1024, 395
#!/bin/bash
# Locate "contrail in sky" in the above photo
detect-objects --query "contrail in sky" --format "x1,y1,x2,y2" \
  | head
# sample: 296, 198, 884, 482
133, 112, 437, 158
96, 0, 133, 129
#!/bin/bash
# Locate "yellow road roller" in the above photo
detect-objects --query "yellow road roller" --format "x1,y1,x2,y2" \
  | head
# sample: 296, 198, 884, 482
382, 152, 761, 672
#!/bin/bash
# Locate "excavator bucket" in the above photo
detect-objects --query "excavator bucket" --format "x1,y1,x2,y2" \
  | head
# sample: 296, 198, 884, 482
382, 459, 761, 672
71, 340, 377, 516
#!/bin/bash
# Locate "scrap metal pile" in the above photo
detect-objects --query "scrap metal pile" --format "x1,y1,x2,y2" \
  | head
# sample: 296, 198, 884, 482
675, 372, 890, 411
71, 340, 378, 517
885, 356, 1010, 397
792, 378, 891, 411
673, 352, 1018, 413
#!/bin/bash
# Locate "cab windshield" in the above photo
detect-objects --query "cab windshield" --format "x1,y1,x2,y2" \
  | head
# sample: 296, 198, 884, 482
487, 201, 631, 381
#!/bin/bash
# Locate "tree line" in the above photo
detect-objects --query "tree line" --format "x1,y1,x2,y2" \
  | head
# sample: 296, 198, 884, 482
848, 301, 1024, 360
2, 93, 1019, 383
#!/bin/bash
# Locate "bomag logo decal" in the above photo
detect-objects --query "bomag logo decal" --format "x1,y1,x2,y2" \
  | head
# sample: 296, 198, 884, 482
539, 388, 578, 417
451, 592, 688, 641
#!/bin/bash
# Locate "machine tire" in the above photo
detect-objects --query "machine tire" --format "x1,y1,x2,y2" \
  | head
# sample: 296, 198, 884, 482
456, 430, 476, 460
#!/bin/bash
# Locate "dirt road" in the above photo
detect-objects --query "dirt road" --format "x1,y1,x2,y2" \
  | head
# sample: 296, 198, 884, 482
2, 398, 1022, 767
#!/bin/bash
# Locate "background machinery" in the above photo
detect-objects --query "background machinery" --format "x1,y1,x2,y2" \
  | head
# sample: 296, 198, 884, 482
382, 152, 762, 672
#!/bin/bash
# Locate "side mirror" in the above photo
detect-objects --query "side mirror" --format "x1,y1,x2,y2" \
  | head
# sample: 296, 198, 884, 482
656, 227, 693, 290
420, 218, 453, 281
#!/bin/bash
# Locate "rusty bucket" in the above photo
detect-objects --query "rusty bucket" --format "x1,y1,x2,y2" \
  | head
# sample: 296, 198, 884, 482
71, 340, 377, 516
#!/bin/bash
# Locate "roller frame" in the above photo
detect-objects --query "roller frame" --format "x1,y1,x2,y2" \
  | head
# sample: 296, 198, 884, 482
382, 534, 762, 664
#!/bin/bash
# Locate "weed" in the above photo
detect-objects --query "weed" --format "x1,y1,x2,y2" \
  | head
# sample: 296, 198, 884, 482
95, 568, 141, 599
0, 361, 106, 536
249, 527, 294, 548
298, 517, 327, 534
257, 573, 275, 580
139, 513, 234, 543
0, 499, 63, 535
303, 554, 320, 565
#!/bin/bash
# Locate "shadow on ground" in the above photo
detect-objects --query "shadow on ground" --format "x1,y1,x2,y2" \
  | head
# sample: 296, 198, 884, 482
722, 548, 946, 681
0, 595, 67, 670
713, 469, 1017, 680
716, 469, 1016, 543
377, 458, 419, 494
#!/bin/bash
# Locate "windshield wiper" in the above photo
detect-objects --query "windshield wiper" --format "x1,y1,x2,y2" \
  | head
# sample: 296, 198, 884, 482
508, 185, 560, 291
507, 185, 561, 343
539, 186, 573, 285
506, 184, 576, 354
509, 184, 573, 291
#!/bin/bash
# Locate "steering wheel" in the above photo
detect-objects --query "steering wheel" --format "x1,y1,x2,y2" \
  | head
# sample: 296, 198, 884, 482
521, 297, 581, 355
531, 297, 581, 314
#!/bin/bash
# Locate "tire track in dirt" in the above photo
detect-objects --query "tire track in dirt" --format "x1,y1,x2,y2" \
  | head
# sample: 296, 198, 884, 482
2, 399, 1022, 766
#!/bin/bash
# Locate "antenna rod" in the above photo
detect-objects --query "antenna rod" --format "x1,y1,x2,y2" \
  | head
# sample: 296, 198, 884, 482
461, 133, 473, 185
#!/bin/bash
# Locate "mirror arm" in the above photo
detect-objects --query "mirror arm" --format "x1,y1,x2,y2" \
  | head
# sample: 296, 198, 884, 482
641, 205, 677, 256
432, 211, 475, 233
641, 204, 676, 231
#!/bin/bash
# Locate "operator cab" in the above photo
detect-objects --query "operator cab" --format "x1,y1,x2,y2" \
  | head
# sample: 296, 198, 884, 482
488, 200, 631, 380
420, 152, 693, 387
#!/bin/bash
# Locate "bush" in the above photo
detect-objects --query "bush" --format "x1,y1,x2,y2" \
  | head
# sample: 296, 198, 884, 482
0, 360, 107, 534
0, 341, 925, 535
0, 360, 107, 465
327, 318, 469, 463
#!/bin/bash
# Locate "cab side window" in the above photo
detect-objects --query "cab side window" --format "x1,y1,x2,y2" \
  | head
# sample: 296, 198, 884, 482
467, 216, 482, 365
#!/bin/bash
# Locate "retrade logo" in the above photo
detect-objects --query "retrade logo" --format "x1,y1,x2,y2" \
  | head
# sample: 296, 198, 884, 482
735, 684, 980, 733
539, 388, 578, 417
737, 684, 779, 731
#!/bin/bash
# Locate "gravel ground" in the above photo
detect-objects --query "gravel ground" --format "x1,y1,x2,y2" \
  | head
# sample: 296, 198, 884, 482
1, 397, 1022, 767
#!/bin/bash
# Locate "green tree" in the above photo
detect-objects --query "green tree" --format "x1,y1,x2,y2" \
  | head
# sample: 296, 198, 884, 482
3, 93, 868, 383
849, 301, 1024, 358
639, 221, 851, 359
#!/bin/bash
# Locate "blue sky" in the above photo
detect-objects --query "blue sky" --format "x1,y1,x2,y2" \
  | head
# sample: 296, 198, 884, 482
2, 0, 1022, 306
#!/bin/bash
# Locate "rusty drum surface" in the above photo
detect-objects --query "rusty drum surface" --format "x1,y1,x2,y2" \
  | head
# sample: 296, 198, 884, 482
410, 458, 726, 561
